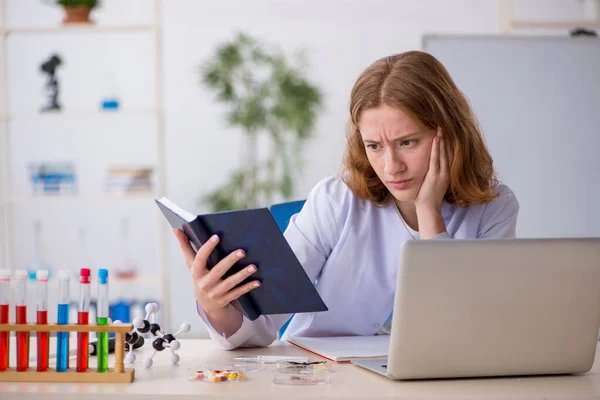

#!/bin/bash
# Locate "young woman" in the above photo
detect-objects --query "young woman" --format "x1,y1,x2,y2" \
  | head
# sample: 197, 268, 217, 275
175, 50, 519, 349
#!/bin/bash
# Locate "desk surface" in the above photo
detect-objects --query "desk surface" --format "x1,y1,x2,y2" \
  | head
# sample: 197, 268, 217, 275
1, 338, 600, 399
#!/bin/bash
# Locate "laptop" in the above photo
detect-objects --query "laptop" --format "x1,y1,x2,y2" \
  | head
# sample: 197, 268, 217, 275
352, 238, 600, 380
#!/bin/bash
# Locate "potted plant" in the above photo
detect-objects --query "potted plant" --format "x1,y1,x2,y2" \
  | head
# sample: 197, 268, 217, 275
200, 33, 323, 211
56, 0, 100, 24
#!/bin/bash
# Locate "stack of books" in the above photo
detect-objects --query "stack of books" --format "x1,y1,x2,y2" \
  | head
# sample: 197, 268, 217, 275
104, 166, 153, 194
28, 161, 77, 195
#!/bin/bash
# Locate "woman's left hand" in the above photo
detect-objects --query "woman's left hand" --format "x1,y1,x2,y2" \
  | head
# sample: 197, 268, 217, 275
414, 127, 449, 213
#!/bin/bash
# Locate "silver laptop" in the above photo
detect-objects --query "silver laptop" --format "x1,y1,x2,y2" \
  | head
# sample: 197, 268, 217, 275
353, 238, 600, 380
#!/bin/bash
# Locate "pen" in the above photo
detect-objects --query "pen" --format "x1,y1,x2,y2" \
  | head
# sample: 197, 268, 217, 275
233, 355, 310, 363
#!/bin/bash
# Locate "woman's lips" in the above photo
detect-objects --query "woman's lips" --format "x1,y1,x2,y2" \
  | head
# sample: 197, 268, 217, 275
388, 178, 413, 190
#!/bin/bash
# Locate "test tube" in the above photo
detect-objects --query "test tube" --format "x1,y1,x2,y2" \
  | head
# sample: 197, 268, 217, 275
77, 268, 91, 372
56, 270, 70, 372
14, 269, 28, 371
36, 269, 49, 372
97, 269, 109, 373
0, 269, 10, 371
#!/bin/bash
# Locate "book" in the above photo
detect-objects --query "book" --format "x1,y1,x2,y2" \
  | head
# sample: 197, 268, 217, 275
155, 197, 328, 321
104, 166, 153, 193
287, 336, 390, 363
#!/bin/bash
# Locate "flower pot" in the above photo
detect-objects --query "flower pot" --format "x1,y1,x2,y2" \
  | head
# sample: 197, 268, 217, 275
62, 5, 93, 24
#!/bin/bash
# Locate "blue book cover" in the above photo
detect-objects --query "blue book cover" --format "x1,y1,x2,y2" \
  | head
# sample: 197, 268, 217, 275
156, 197, 328, 321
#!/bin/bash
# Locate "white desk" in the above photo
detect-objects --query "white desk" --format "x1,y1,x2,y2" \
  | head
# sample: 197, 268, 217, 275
1, 338, 600, 399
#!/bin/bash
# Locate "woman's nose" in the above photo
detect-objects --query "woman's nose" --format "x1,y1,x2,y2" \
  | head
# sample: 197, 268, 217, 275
383, 149, 407, 175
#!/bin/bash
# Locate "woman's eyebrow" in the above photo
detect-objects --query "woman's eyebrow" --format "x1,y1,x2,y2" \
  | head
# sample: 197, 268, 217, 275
362, 130, 426, 144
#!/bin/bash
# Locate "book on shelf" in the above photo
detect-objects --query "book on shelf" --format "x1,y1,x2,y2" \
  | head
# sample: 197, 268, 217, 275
104, 166, 153, 193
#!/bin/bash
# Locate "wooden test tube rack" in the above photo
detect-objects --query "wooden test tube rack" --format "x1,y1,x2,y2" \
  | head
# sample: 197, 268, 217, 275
0, 323, 135, 383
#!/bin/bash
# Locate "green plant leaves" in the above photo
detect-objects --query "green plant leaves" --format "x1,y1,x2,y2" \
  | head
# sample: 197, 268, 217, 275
199, 33, 323, 211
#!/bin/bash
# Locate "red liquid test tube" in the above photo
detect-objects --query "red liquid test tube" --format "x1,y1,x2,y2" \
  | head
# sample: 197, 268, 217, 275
36, 270, 49, 372
77, 268, 91, 372
0, 269, 10, 372
14, 269, 28, 372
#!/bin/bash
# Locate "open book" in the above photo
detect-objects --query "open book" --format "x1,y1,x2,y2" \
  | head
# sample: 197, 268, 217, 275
288, 336, 390, 363
155, 197, 328, 321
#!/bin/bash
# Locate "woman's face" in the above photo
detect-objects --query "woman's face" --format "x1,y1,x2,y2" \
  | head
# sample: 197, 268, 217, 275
358, 105, 435, 204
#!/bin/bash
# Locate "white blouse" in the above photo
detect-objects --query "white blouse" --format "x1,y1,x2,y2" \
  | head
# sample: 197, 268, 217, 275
196, 175, 520, 349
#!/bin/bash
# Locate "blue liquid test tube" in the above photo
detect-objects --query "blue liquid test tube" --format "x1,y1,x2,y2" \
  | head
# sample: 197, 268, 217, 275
56, 270, 70, 372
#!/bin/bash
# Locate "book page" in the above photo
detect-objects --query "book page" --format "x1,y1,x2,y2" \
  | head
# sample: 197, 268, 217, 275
156, 197, 196, 222
288, 336, 389, 361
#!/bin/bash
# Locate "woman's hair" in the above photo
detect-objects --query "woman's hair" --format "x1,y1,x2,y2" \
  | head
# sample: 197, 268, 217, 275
342, 51, 498, 207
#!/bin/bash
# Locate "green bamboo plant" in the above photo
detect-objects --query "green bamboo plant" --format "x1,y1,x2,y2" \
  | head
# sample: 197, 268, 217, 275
200, 33, 323, 211
55, 0, 100, 6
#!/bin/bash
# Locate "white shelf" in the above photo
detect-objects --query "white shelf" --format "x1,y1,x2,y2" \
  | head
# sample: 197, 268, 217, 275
0, 0, 170, 327
511, 20, 600, 30
42, 274, 162, 289
112, 275, 162, 287
499, 0, 600, 34
4, 192, 158, 205
1, 24, 155, 36
1, 109, 159, 121
44, 274, 161, 287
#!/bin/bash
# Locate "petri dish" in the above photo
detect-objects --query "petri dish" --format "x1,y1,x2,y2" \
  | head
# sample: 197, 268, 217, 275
271, 359, 332, 385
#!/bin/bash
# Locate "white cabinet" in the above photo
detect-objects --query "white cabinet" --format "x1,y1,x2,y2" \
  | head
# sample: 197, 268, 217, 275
0, 0, 170, 328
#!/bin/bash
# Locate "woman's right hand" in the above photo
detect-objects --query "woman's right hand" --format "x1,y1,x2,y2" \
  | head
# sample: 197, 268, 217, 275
174, 229, 261, 317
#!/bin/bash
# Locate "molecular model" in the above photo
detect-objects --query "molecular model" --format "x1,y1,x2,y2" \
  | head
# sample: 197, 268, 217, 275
117, 302, 191, 368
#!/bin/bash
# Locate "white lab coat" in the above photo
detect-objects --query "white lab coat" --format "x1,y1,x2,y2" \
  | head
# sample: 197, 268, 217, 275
197, 175, 520, 349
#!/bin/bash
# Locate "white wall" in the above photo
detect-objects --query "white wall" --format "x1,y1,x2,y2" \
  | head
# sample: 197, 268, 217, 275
2, 0, 588, 336
162, 0, 591, 336
424, 36, 600, 239
0, 2, 6, 272
511, 0, 599, 22
163, 0, 498, 337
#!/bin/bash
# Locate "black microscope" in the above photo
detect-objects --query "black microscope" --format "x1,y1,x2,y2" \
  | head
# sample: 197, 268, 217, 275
40, 54, 63, 112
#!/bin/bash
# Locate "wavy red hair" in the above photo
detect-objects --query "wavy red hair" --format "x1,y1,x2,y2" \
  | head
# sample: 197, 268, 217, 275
343, 51, 498, 207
